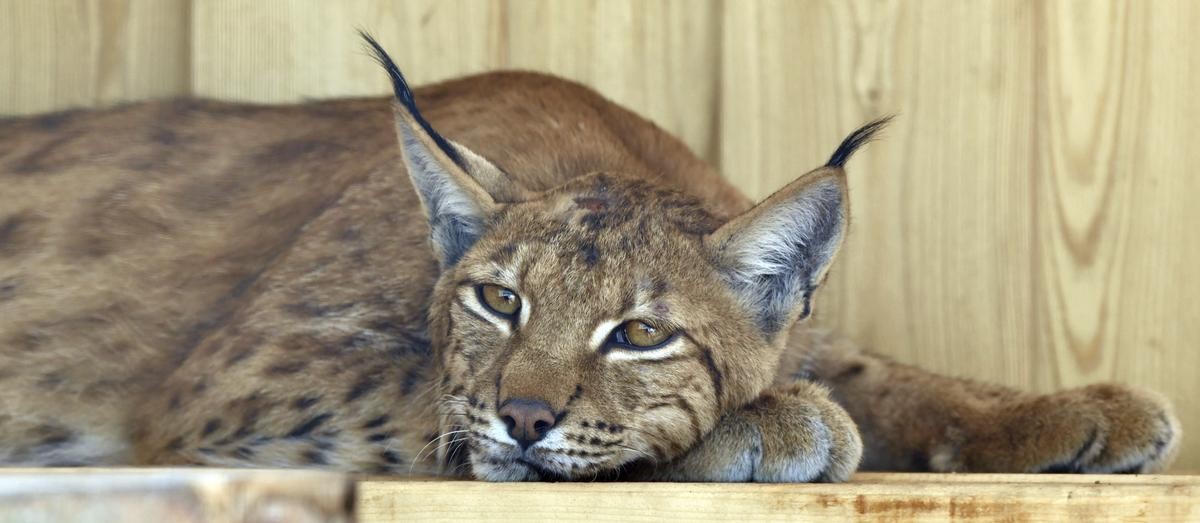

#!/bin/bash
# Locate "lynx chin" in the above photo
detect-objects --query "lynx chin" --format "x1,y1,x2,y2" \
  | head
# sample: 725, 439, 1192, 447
0, 33, 1179, 480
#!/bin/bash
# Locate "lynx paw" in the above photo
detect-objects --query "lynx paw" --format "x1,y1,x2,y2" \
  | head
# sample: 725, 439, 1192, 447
946, 384, 1181, 473
658, 382, 863, 482
1038, 384, 1180, 473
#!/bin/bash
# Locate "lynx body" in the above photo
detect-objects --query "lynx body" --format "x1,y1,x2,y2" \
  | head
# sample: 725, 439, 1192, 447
0, 40, 1179, 480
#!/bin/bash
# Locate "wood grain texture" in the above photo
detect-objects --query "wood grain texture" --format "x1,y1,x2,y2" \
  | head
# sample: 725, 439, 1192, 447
0, 470, 1196, 522
0, 468, 352, 522
0, 0, 189, 115
358, 473, 1200, 522
0, 0, 1196, 469
720, 0, 1199, 470
190, 0, 721, 160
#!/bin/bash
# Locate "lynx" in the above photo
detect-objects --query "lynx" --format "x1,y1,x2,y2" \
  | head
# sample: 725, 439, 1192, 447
0, 36, 1179, 481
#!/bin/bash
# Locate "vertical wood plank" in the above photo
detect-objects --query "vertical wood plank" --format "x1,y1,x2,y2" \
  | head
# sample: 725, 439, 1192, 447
190, 0, 502, 103
722, 0, 1044, 388
0, 0, 189, 115
189, 0, 720, 162
501, 0, 721, 162
1035, 0, 1200, 465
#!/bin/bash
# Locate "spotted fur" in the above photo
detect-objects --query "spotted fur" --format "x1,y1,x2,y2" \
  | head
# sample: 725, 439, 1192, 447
0, 40, 1179, 480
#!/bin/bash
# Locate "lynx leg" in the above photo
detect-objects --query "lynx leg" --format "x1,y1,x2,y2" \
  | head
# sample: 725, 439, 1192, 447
787, 329, 1181, 473
633, 381, 862, 482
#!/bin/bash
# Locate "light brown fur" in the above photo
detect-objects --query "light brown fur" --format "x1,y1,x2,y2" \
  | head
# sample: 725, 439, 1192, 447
0, 42, 1180, 479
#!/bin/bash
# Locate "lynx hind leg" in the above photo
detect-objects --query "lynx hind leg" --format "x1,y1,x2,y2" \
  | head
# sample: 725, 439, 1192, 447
801, 337, 1182, 474
943, 383, 1181, 474
647, 381, 862, 483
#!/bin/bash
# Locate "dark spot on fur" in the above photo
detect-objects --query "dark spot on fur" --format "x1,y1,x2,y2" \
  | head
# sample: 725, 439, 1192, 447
574, 197, 608, 212
36, 371, 64, 390
909, 450, 931, 472
192, 380, 208, 394
33, 425, 74, 447
266, 360, 308, 375
151, 127, 178, 145
10, 131, 84, 174
231, 424, 255, 440
1073, 428, 1101, 465
224, 347, 255, 368
283, 301, 355, 318
567, 385, 583, 405
287, 413, 334, 439
356, 319, 433, 357
362, 415, 389, 429
0, 278, 17, 301
0, 216, 24, 249
366, 432, 393, 443
381, 450, 403, 465
401, 367, 423, 396
834, 364, 865, 381
166, 437, 185, 452
233, 446, 255, 459
1039, 462, 1078, 474
580, 242, 600, 267
497, 242, 518, 259
697, 345, 725, 403
197, 447, 216, 455
651, 279, 670, 297
293, 396, 320, 410
301, 449, 328, 465
580, 213, 606, 231
33, 109, 80, 131
0, 212, 45, 258
338, 226, 362, 243
201, 418, 223, 438
555, 409, 571, 425
345, 375, 382, 403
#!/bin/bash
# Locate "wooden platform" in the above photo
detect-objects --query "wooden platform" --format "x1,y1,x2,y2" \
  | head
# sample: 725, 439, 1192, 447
0, 469, 1196, 522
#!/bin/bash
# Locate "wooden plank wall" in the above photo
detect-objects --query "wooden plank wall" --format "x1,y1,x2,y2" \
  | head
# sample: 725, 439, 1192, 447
1, 1, 1197, 469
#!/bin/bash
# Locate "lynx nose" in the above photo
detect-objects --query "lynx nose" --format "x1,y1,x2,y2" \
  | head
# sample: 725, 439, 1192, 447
498, 398, 557, 449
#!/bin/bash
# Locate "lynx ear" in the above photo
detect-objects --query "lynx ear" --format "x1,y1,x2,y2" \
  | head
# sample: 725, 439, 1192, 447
706, 118, 889, 337
363, 33, 528, 268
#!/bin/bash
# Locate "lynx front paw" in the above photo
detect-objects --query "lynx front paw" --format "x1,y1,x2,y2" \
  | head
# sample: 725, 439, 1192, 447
657, 382, 863, 482
944, 384, 1181, 474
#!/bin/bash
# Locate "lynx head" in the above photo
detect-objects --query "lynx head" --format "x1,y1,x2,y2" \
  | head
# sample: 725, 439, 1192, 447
365, 35, 885, 480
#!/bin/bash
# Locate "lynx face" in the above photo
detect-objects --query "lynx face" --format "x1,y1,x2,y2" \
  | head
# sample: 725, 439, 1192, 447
364, 36, 873, 480
436, 175, 780, 480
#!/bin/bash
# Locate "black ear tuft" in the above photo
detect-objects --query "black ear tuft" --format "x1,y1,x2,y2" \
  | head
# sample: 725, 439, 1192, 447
359, 30, 465, 170
825, 116, 894, 168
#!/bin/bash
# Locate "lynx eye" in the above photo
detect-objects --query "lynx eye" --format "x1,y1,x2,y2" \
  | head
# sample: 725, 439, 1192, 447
478, 284, 521, 317
611, 320, 675, 349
